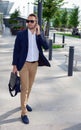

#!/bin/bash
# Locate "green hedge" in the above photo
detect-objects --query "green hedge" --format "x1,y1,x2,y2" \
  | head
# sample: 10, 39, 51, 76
52, 44, 62, 48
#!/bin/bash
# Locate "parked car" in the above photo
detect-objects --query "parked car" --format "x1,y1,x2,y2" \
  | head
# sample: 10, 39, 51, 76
72, 27, 80, 36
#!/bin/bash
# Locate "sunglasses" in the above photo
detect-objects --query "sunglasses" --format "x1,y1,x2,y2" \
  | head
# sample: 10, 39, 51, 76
26, 20, 36, 23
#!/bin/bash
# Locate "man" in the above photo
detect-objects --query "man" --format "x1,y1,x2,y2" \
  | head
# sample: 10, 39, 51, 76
12, 13, 50, 124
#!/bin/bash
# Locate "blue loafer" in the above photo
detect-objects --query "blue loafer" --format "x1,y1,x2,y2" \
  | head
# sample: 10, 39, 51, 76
21, 115, 29, 124
26, 105, 32, 112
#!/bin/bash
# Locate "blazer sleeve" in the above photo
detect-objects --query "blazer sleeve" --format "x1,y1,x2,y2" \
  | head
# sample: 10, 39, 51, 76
36, 32, 49, 50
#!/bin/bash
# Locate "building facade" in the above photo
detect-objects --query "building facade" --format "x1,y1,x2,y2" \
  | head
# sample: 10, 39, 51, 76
10, 0, 35, 18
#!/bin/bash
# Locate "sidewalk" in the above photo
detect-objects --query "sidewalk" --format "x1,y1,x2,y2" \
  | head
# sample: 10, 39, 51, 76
0, 28, 81, 130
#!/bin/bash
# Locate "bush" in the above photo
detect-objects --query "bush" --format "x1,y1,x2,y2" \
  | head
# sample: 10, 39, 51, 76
52, 44, 62, 48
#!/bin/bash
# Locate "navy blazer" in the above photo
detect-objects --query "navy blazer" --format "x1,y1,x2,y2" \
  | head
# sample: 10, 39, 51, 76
12, 29, 50, 71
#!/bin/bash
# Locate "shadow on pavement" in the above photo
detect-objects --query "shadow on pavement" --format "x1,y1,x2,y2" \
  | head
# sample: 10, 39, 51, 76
36, 74, 68, 82
0, 107, 20, 125
63, 123, 81, 130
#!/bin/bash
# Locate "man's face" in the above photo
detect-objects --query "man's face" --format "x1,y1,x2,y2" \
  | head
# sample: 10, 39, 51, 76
26, 16, 37, 30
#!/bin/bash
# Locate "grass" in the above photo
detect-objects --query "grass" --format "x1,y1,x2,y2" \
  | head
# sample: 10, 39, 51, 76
56, 32, 80, 38
52, 44, 63, 49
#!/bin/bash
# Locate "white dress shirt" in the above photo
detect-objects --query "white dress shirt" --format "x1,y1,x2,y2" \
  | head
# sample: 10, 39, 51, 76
26, 29, 39, 62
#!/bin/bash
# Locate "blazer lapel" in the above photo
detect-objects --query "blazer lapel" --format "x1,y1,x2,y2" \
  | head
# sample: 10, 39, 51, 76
25, 29, 28, 45
23, 29, 28, 52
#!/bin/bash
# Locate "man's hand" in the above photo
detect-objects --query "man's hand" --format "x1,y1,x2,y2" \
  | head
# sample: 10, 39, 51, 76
12, 65, 18, 74
35, 24, 40, 35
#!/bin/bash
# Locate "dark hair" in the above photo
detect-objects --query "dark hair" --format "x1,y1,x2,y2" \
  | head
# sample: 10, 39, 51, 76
28, 13, 38, 20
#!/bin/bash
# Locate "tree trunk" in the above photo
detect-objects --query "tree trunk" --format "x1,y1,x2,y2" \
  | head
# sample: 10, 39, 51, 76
45, 21, 50, 36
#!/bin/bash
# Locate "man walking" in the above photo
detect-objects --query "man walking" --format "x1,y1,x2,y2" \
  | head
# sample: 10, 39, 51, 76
12, 13, 50, 124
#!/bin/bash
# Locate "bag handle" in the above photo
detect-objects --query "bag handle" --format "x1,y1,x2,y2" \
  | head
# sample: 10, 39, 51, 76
8, 83, 18, 97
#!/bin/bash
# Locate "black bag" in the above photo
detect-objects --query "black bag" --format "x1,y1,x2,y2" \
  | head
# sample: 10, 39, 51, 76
8, 72, 21, 97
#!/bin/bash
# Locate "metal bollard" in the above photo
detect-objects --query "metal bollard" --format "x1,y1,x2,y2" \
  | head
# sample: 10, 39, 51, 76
53, 33, 55, 43
48, 39, 52, 60
68, 46, 74, 76
62, 35, 65, 48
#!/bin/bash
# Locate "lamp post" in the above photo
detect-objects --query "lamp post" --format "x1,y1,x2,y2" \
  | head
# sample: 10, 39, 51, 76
38, 0, 42, 30
27, 2, 29, 15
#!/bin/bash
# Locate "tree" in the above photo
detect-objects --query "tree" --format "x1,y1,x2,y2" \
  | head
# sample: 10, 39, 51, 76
52, 10, 61, 28
43, 0, 64, 36
9, 9, 25, 35
60, 8, 68, 28
68, 6, 79, 28
9, 9, 20, 27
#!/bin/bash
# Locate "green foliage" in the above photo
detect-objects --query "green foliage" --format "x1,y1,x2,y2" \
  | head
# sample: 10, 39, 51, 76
52, 6, 80, 30
43, 0, 64, 21
52, 8, 68, 28
53, 17, 61, 28
56, 32, 80, 38
60, 8, 68, 28
42, 0, 64, 35
36, 1, 80, 34
10, 10, 20, 19
9, 9, 20, 26
68, 6, 79, 28
9, 9, 25, 35
53, 10, 61, 28
52, 44, 62, 48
